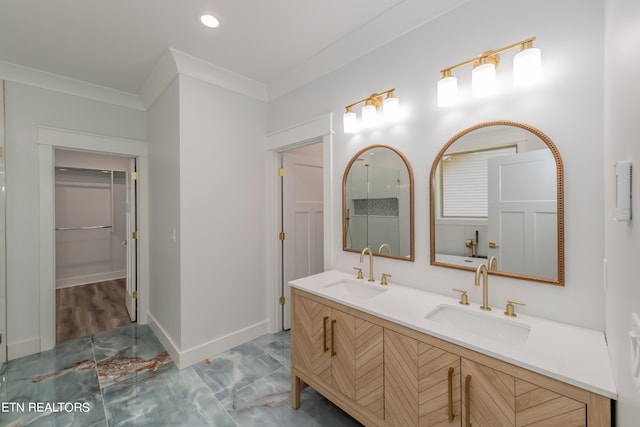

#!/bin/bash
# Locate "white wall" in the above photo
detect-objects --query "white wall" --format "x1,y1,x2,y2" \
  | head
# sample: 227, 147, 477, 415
604, 0, 640, 424
269, 0, 606, 330
178, 74, 268, 354
147, 77, 182, 350
4, 82, 146, 357
145, 72, 269, 367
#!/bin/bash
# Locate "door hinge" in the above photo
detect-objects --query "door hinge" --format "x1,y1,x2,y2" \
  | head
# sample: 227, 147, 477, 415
279, 232, 285, 241
132, 291, 138, 299
132, 231, 138, 239
130, 171, 138, 180
279, 296, 286, 305
279, 167, 285, 177
0, 333, 2, 344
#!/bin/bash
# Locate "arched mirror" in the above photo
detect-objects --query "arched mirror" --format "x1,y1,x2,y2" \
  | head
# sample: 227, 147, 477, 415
430, 121, 564, 285
343, 145, 414, 261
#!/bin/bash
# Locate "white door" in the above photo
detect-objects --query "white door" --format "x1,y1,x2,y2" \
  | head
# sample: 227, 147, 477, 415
488, 149, 557, 279
125, 159, 137, 322
282, 151, 323, 330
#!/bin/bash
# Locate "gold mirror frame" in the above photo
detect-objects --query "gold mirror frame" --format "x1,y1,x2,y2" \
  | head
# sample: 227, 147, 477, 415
429, 120, 564, 285
343, 144, 415, 261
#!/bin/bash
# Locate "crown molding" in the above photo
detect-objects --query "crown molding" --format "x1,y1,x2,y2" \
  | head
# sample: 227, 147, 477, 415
139, 48, 268, 110
0, 60, 144, 110
170, 48, 268, 102
138, 49, 180, 110
267, 0, 470, 100
0, 47, 269, 113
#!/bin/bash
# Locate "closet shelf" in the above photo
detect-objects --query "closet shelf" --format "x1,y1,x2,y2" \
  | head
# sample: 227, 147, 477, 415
55, 225, 112, 231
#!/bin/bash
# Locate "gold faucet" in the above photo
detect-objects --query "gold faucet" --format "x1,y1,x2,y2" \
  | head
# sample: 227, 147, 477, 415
488, 256, 498, 271
378, 243, 392, 255
360, 247, 375, 282
474, 264, 491, 311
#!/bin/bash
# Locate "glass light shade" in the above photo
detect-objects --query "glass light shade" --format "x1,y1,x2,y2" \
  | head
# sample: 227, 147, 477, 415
361, 104, 378, 128
513, 47, 541, 86
437, 76, 458, 107
472, 63, 496, 98
382, 96, 400, 122
343, 111, 358, 133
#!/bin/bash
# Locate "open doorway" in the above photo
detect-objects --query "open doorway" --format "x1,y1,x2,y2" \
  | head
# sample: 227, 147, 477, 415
280, 142, 324, 330
54, 149, 137, 342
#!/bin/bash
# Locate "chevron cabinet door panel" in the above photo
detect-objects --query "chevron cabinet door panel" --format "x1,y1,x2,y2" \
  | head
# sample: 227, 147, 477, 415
385, 329, 462, 427
515, 379, 586, 427
292, 293, 332, 383
355, 318, 384, 418
462, 358, 516, 427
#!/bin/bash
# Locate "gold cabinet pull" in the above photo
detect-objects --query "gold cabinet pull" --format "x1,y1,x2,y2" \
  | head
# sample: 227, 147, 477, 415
465, 374, 472, 427
331, 319, 337, 356
448, 367, 455, 422
322, 316, 329, 352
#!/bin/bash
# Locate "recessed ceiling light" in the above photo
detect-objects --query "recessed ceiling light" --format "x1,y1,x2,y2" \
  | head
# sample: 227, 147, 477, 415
200, 14, 219, 28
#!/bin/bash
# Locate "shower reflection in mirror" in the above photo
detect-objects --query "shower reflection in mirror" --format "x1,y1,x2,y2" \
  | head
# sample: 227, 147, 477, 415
343, 145, 414, 261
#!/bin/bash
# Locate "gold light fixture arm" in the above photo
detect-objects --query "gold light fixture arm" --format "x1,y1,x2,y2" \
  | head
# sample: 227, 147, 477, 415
439, 37, 536, 75
345, 88, 396, 111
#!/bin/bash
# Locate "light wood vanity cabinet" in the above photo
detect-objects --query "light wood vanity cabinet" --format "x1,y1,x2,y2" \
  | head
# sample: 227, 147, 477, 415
291, 288, 610, 426
291, 291, 384, 419
384, 329, 461, 426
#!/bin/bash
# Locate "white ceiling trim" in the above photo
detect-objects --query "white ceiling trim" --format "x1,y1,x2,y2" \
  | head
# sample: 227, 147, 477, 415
138, 49, 180, 111
139, 48, 269, 110
170, 48, 268, 102
267, 0, 471, 100
0, 48, 269, 113
0, 60, 144, 110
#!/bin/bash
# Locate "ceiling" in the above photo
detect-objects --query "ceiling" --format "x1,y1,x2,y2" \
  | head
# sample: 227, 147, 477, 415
0, 0, 466, 99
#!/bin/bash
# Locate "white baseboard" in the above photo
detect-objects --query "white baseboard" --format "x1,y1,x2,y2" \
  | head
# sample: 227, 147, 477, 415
56, 270, 126, 288
146, 312, 269, 369
8, 337, 41, 360
178, 321, 270, 369
146, 312, 181, 366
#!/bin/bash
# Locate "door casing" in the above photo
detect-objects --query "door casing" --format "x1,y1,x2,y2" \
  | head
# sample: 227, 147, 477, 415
37, 127, 148, 352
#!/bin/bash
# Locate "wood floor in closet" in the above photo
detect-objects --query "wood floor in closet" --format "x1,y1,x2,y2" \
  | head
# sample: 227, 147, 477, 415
56, 279, 133, 343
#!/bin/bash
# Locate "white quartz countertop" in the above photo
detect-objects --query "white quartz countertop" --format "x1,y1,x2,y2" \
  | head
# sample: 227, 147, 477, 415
289, 270, 617, 399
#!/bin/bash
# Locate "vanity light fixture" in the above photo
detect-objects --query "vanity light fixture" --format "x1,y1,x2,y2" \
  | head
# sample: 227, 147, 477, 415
437, 37, 541, 107
343, 89, 400, 133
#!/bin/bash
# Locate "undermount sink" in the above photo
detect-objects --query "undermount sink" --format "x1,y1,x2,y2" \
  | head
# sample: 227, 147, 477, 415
425, 304, 530, 345
324, 280, 388, 300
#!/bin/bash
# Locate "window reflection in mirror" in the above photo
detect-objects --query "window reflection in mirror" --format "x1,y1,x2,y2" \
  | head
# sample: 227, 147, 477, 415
430, 121, 564, 285
343, 145, 414, 261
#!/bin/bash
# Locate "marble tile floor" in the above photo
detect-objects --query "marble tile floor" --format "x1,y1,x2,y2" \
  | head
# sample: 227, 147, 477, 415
0, 324, 362, 427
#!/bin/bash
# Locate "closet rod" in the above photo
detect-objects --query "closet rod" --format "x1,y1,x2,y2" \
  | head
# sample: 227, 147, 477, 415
55, 225, 113, 231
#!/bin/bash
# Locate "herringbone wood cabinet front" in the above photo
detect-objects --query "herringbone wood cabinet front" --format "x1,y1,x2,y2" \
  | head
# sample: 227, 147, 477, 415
290, 288, 608, 427
291, 292, 384, 417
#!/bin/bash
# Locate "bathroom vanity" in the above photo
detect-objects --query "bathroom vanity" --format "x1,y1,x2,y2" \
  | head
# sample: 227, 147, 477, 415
290, 270, 615, 426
